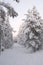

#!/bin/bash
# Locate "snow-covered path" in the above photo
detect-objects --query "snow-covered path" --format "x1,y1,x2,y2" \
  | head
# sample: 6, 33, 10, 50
0, 44, 43, 65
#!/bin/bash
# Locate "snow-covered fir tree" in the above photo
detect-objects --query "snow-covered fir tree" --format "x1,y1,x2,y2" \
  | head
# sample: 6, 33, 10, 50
0, 1, 19, 51
18, 6, 43, 52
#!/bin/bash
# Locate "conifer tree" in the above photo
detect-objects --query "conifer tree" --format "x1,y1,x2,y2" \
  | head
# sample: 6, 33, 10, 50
0, 0, 19, 51
18, 6, 43, 52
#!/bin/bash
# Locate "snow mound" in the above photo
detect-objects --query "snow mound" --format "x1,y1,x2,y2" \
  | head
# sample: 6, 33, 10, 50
0, 43, 43, 65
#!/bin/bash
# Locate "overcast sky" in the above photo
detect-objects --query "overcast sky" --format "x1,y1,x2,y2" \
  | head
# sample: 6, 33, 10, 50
1, 0, 43, 34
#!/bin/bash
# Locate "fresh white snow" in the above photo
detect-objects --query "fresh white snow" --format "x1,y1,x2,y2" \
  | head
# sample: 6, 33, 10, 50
0, 43, 43, 65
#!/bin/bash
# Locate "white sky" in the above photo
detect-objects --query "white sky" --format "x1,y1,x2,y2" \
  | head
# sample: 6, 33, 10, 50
1, 0, 43, 36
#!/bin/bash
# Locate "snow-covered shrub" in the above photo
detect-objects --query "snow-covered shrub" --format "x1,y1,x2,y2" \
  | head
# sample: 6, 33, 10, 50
18, 6, 43, 52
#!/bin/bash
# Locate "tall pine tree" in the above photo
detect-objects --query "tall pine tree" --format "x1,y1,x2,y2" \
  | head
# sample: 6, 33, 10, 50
18, 6, 43, 52
0, 0, 19, 51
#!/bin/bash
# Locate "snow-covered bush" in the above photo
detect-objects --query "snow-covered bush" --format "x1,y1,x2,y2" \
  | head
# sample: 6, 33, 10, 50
18, 6, 43, 52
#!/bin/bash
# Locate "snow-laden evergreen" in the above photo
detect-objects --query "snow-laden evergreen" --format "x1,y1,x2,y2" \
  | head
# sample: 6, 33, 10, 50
17, 6, 43, 52
0, 1, 18, 51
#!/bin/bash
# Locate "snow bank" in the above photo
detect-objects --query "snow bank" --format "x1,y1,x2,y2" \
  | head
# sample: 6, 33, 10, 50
0, 44, 43, 65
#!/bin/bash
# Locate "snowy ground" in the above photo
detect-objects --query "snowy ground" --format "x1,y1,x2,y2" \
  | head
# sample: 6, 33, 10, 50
0, 43, 43, 65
